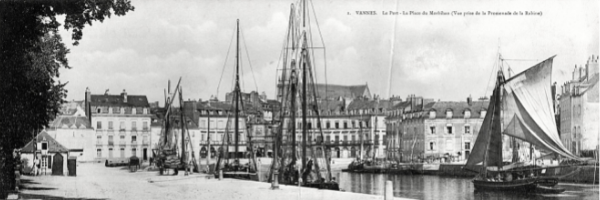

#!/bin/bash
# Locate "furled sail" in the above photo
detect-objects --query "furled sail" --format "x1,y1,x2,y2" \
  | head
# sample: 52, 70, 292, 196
502, 56, 579, 160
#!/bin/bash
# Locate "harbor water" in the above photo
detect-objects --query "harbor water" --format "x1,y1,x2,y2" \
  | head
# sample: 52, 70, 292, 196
334, 171, 599, 200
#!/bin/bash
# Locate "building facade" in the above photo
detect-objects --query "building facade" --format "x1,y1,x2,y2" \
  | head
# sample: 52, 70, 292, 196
559, 55, 599, 156
86, 88, 153, 162
388, 95, 488, 163
46, 101, 95, 162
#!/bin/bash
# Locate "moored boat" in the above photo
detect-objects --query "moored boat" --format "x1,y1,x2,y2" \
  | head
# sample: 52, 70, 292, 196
465, 55, 583, 194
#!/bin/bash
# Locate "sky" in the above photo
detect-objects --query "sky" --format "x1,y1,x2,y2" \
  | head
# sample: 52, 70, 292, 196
57, 0, 599, 105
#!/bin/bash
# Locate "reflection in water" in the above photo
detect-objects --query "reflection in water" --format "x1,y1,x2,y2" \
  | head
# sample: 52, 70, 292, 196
335, 172, 599, 200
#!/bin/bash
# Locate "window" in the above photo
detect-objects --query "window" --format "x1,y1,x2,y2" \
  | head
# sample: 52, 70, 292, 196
446, 110, 453, 118
120, 148, 125, 157
97, 149, 102, 157
143, 108, 148, 114
343, 122, 348, 129
307, 122, 312, 129
326, 122, 330, 129
113, 107, 119, 114
465, 125, 471, 134
480, 110, 486, 118
132, 107, 137, 114
143, 136, 148, 144
326, 136, 331, 142
41, 142, 48, 150
143, 122, 148, 131
109, 148, 113, 158
429, 111, 436, 119
446, 125, 453, 134
97, 121, 102, 129
352, 121, 355, 128
335, 121, 339, 129
132, 135, 137, 143
108, 121, 113, 130
335, 135, 340, 143
97, 135, 102, 144
132, 148, 137, 157
464, 110, 471, 118
120, 121, 125, 131
465, 142, 471, 150
97, 108, 101, 113
108, 135, 114, 145
429, 142, 435, 150
132, 121, 137, 131
430, 126, 436, 134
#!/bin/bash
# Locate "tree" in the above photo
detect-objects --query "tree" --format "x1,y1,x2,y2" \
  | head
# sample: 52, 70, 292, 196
0, 1, 134, 196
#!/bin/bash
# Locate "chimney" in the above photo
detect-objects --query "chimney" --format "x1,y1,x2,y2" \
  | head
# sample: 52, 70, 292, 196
85, 87, 92, 123
467, 95, 472, 106
122, 89, 127, 103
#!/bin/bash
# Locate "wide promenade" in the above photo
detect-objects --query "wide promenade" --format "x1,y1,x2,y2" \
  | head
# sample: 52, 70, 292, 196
18, 163, 413, 200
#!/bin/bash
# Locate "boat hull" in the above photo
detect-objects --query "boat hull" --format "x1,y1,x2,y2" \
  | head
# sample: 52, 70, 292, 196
214, 171, 259, 181
473, 178, 564, 194
473, 179, 538, 192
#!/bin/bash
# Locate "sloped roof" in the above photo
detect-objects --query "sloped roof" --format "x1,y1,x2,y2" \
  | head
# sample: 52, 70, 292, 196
49, 115, 92, 129
59, 101, 85, 115
424, 101, 489, 118
346, 99, 393, 110
313, 84, 370, 99
90, 94, 149, 107
21, 131, 69, 153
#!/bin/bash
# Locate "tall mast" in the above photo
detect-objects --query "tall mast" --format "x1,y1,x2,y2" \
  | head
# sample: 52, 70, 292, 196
234, 19, 240, 159
301, 0, 308, 169
180, 87, 186, 164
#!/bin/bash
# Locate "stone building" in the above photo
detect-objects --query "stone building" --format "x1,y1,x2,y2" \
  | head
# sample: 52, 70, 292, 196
559, 55, 599, 156
86, 88, 153, 162
46, 101, 95, 162
387, 95, 488, 162
20, 131, 70, 175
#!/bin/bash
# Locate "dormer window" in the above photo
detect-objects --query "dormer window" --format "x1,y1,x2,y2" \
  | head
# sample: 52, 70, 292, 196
121, 108, 125, 114
143, 108, 148, 114
132, 107, 137, 114
429, 111, 436, 119
97, 108, 101, 113
446, 110, 453, 118
464, 110, 471, 118
480, 110, 487, 118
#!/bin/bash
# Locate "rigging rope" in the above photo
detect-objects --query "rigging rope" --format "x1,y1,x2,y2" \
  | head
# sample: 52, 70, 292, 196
216, 27, 237, 99
240, 29, 259, 93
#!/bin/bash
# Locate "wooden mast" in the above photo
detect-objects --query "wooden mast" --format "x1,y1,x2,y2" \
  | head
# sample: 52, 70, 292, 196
234, 19, 240, 160
301, 0, 308, 172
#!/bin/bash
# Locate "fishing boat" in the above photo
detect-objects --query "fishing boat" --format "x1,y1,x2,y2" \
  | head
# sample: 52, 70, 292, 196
267, 0, 339, 191
464, 54, 581, 193
213, 20, 259, 181
153, 78, 198, 175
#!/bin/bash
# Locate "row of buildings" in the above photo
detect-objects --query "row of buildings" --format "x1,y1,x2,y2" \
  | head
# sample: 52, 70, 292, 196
34, 55, 598, 166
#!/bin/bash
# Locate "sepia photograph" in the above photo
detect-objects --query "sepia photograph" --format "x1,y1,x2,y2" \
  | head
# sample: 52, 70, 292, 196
0, 0, 598, 199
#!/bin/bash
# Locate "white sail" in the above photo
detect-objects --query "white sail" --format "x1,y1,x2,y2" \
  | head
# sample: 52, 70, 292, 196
502, 56, 579, 160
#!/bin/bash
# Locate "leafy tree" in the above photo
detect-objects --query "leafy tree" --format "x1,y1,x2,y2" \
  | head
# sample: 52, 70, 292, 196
0, 1, 134, 196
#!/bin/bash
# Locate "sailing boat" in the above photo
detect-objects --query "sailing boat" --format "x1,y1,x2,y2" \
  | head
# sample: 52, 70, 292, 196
464, 55, 580, 193
153, 78, 198, 175
268, 0, 339, 190
213, 20, 259, 181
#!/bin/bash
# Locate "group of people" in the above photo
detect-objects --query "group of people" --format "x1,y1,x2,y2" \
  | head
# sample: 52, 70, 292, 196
480, 171, 537, 182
